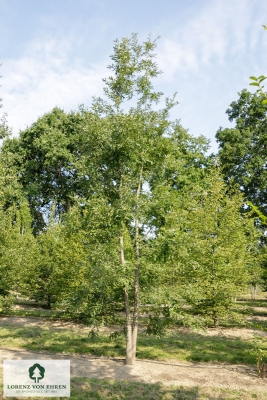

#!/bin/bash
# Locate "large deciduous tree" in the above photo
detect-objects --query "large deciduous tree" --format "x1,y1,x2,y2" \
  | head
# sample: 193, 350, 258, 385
216, 90, 267, 290
216, 89, 267, 215
1, 108, 95, 233
69, 34, 209, 365
89, 34, 177, 365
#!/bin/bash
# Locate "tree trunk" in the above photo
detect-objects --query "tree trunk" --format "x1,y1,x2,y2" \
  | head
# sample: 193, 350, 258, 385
121, 166, 142, 366
251, 284, 258, 300
213, 311, 219, 328
47, 294, 52, 310
119, 172, 135, 365
120, 233, 134, 365
131, 217, 140, 365
124, 288, 134, 365
131, 168, 142, 365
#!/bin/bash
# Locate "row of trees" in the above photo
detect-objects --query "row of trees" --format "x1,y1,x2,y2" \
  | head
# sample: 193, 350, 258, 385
0, 34, 266, 365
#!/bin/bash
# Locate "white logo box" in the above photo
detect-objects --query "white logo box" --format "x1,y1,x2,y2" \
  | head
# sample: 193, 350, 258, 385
3, 360, 70, 397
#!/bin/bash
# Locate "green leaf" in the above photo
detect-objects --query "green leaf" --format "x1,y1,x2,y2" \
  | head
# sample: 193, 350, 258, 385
250, 82, 259, 87
249, 76, 258, 81
262, 99, 267, 104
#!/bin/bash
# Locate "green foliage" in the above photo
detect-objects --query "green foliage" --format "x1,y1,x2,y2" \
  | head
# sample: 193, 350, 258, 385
0, 293, 15, 313
216, 89, 267, 215
57, 199, 124, 325
0, 155, 36, 303
216, 88, 267, 290
247, 202, 267, 228
253, 332, 267, 376
159, 167, 258, 327
1, 107, 92, 233
101, 34, 163, 108
0, 113, 11, 140
249, 75, 267, 98
20, 206, 90, 309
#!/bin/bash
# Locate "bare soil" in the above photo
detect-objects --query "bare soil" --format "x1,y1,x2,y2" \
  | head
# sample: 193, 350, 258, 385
0, 316, 267, 392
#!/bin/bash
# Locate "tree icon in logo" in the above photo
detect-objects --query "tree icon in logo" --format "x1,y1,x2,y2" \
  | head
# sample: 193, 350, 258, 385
29, 363, 45, 383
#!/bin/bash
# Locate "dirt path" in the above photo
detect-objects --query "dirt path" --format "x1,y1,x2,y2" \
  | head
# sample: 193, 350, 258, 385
0, 316, 267, 391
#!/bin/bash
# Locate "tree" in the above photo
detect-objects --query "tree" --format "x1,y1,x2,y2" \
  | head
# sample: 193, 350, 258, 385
64, 34, 209, 365
0, 185, 36, 312
57, 198, 125, 325
158, 168, 258, 327
216, 89, 267, 216
0, 146, 36, 311
20, 205, 90, 309
86, 34, 176, 365
216, 89, 267, 292
0, 108, 94, 233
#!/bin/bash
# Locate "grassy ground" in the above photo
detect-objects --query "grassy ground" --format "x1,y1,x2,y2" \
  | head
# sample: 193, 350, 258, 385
0, 373, 266, 400
1, 294, 267, 399
0, 322, 265, 365
1, 296, 267, 365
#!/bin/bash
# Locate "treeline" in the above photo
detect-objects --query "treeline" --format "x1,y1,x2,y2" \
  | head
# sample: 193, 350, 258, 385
0, 35, 266, 364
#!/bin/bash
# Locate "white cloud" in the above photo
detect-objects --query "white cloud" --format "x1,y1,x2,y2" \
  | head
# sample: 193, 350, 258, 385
156, 0, 266, 81
1, 37, 107, 134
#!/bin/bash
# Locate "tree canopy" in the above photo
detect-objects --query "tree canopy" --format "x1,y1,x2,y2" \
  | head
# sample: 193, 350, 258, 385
216, 89, 267, 216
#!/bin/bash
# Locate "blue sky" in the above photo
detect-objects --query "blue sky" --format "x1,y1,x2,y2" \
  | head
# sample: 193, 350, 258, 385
0, 0, 266, 153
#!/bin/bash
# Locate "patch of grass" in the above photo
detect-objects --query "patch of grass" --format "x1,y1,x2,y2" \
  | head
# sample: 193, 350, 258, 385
138, 331, 265, 365
15, 297, 49, 307
0, 373, 266, 400
236, 300, 267, 307
0, 322, 265, 365
70, 378, 267, 400
6, 309, 67, 319
248, 319, 267, 330
251, 310, 267, 317
5, 295, 70, 319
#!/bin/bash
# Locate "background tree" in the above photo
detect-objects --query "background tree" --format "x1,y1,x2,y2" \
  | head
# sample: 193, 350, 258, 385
158, 168, 258, 327
57, 198, 123, 325
216, 90, 267, 290
0, 165, 35, 312
20, 204, 92, 309
0, 107, 95, 233
216, 89, 267, 215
